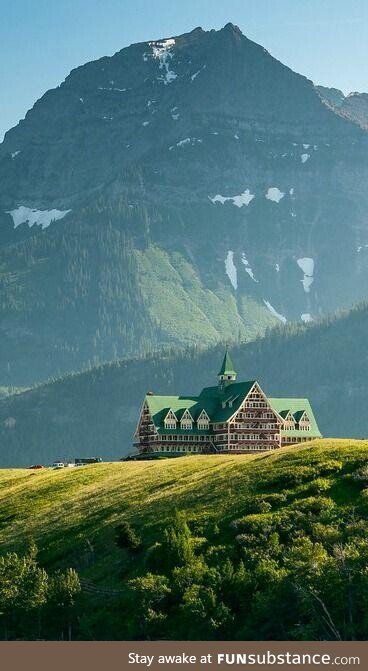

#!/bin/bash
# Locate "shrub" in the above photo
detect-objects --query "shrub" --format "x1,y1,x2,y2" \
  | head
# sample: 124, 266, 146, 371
351, 463, 368, 488
115, 521, 141, 551
306, 478, 331, 495
317, 460, 343, 475
290, 496, 335, 516
262, 466, 318, 489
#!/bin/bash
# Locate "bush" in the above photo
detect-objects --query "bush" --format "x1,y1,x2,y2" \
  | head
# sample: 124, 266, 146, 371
351, 464, 368, 488
115, 521, 141, 551
233, 514, 275, 536
317, 460, 343, 475
305, 478, 331, 495
290, 496, 335, 516
262, 466, 318, 490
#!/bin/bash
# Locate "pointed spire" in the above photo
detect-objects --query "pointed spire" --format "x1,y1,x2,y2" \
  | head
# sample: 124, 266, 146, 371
217, 350, 237, 391
218, 349, 237, 377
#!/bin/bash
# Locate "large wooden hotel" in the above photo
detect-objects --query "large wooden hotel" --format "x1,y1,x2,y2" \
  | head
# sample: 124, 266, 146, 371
134, 351, 321, 456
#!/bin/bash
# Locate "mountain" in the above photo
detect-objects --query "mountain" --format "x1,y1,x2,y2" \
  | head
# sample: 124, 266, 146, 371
2, 23, 368, 385
317, 85, 368, 128
1, 301, 368, 467
2, 440, 368, 640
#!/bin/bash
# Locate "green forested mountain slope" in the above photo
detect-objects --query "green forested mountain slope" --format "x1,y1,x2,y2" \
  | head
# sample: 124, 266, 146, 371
1, 302, 368, 467
1, 441, 368, 640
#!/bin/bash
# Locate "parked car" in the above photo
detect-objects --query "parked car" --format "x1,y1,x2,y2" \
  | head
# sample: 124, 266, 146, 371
52, 462, 65, 469
28, 464, 44, 469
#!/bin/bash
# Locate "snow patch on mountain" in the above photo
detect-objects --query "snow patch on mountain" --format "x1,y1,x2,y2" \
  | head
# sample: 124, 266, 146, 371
191, 65, 206, 81
241, 254, 258, 282
7, 206, 71, 230
297, 257, 314, 293
209, 188, 255, 208
225, 251, 237, 290
150, 38, 177, 85
169, 137, 203, 150
265, 187, 284, 203
177, 138, 191, 147
170, 106, 180, 120
263, 300, 287, 323
98, 85, 127, 92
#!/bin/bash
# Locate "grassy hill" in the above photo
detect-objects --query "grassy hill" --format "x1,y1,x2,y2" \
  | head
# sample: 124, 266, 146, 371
2, 301, 368, 466
1, 440, 368, 640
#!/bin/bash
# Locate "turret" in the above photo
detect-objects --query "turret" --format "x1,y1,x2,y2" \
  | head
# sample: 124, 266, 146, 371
218, 350, 237, 389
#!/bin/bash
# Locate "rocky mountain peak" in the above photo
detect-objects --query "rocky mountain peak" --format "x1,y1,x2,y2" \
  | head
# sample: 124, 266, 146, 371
221, 22, 243, 37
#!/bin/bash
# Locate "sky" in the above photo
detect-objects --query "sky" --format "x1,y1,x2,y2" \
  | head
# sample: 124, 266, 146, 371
1, 0, 367, 141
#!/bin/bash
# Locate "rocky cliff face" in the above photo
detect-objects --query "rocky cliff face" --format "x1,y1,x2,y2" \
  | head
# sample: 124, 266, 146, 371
1, 23, 368, 384
317, 85, 368, 128
315, 85, 345, 108
340, 93, 368, 129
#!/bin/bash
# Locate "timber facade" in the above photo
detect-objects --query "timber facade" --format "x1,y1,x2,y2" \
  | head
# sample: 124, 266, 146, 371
133, 352, 322, 456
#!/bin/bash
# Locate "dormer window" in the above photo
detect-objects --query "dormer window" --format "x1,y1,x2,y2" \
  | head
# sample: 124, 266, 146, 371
284, 411, 296, 431
298, 412, 311, 431
180, 409, 193, 430
197, 409, 210, 430
164, 409, 177, 430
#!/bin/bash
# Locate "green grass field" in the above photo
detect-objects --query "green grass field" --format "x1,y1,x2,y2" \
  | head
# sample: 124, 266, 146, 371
1, 439, 367, 584
1, 438, 368, 640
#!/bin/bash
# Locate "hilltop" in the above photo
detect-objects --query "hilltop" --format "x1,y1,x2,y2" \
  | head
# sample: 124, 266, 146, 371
1, 440, 368, 640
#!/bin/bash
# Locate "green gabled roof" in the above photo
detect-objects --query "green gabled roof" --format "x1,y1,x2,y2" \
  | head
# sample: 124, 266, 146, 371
145, 380, 257, 428
218, 350, 237, 376
269, 397, 321, 438
198, 380, 256, 421
145, 395, 199, 427
144, 387, 321, 437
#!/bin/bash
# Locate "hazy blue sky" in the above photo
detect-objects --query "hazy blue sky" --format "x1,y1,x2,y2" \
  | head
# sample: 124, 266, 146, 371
1, 0, 367, 140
